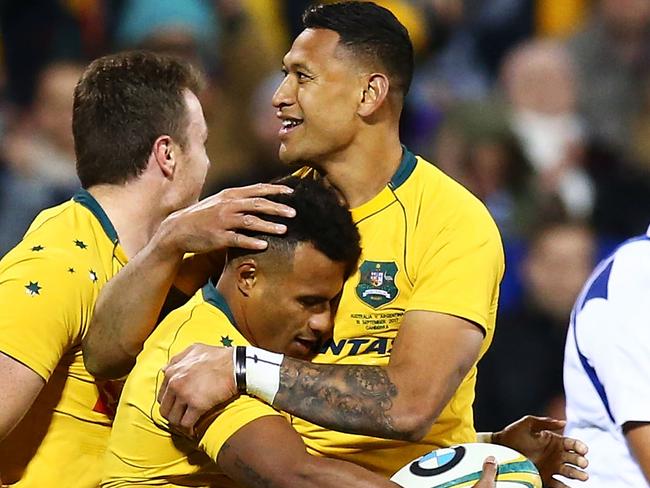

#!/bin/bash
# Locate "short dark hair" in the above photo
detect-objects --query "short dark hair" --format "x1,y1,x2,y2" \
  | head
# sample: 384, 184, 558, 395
73, 51, 204, 188
303, 1, 414, 97
232, 177, 361, 279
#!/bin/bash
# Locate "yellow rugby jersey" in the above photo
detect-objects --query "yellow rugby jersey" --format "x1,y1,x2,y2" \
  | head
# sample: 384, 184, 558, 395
292, 149, 505, 476
102, 281, 282, 488
0, 189, 127, 487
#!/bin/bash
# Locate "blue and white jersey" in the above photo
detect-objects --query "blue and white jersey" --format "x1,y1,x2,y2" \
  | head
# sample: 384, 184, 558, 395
564, 224, 650, 487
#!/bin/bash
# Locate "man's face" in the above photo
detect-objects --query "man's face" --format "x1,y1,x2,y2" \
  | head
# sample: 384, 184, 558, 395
242, 242, 346, 360
175, 89, 210, 207
525, 225, 595, 320
272, 28, 365, 166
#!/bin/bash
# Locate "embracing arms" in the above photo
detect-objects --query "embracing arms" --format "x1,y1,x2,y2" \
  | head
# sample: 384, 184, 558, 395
83, 183, 296, 379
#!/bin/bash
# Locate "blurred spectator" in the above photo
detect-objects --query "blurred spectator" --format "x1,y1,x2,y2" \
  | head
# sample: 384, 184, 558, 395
4, 61, 82, 193
584, 142, 650, 242
475, 219, 596, 431
112, 0, 297, 191
0, 0, 96, 109
630, 71, 650, 172
501, 38, 595, 219
421, 100, 535, 240
115, 0, 220, 74
567, 0, 650, 153
209, 72, 290, 191
0, 60, 83, 256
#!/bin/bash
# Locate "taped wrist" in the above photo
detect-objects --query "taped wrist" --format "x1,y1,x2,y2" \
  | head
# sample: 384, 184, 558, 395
233, 346, 284, 404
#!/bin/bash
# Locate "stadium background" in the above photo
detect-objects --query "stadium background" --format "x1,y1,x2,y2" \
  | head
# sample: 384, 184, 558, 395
0, 0, 648, 432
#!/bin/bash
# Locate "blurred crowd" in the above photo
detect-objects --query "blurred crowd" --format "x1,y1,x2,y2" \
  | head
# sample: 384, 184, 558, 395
0, 0, 649, 431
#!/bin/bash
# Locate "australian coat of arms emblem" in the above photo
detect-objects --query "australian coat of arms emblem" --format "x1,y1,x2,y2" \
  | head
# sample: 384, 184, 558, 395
356, 261, 399, 308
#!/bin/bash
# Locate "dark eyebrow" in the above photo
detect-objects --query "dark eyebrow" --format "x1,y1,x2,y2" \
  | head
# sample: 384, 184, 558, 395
283, 59, 313, 73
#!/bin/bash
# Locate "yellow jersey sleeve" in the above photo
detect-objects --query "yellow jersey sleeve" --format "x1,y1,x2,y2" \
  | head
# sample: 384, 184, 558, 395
199, 396, 283, 461
407, 201, 504, 332
146, 301, 283, 463
0, 250, 92, 380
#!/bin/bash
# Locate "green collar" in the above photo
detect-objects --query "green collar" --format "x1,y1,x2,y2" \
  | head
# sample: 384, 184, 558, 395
389, 146, 418, 190
73, 189, 119, 244
201, 279, 237, 327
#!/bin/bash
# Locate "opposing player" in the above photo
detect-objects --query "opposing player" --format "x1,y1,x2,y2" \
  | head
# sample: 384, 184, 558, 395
0, 51, 294, 486
85, 2, 588, 486
563, 224, 650, 486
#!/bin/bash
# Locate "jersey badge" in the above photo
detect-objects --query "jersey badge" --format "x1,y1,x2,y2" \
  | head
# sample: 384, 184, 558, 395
356, 261, 398, 308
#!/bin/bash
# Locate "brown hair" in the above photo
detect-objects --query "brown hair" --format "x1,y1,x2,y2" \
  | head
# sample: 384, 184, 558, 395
73, 50, 204, 188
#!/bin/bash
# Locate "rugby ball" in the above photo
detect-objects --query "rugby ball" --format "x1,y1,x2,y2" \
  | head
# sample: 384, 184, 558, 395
390, 443, 542, 488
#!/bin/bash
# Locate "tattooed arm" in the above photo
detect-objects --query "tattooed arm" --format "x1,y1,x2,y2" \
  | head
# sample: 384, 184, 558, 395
160, 310, 484, 441
274, 310, 484, 441
215, 415, 398, 488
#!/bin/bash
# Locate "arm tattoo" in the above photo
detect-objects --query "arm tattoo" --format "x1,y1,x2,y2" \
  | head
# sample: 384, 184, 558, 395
219, 441, 274, 488
274, 359, 407, 440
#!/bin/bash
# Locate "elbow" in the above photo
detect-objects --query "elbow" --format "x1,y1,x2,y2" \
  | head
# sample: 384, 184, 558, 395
82, 339, 103, 378
392, 414, 432, 442
390, 404, 443, 442
82, 348, 111, 380
82, 339, 133, 380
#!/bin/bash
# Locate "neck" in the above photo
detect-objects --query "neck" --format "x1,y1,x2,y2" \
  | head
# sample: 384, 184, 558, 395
215, 270, 258, 345
86, 182, 169, 258
317, 129, 403, 209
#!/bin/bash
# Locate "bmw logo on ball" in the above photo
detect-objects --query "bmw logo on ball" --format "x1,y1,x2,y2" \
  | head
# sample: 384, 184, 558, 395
410, 446, 466, 477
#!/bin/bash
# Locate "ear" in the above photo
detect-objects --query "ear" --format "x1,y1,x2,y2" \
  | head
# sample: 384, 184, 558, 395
357, 73, 390, 117
236, 259, 258, 297
152, 135, 176, 178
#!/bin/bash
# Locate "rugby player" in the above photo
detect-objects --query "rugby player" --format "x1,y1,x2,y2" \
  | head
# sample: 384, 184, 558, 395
0, 51, 293, 487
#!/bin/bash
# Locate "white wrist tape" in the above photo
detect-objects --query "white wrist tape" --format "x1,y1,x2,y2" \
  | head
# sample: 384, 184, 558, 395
476, 432, 494, 444
244, 346, 284, 405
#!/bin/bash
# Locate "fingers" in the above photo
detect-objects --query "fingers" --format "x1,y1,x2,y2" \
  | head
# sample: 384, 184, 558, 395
158, 379, 176, 418
222, 231, 269, 251
221, 184, 296, 217
165, 397, 188, 431
474, 456, 498, 487
557, 463, 589, 481
561, 447, 589, 470
564, 436, 589, 456
526, 415, 567, 434
179, 406, 203, 437
239, 213, 288, 235
229, 183, 294, 199
230, 196, 296, 219
158, 351, 189, 405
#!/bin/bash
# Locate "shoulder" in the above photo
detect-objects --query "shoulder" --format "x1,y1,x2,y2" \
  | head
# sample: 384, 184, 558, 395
609, 235, 650, 299
404, 156, 502, 246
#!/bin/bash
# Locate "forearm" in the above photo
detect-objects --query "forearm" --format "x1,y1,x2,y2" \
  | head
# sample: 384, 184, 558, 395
0, 353, 45, 441
266, 314, 483, 441
83, 231, 183, 379
625, 422, 650, 483
220, 440, 396, 488
273, 357, 431, 441
290, 454, 398, 488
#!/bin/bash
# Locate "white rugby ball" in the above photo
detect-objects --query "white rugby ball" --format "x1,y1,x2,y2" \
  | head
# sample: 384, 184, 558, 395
390, 443, 542, 488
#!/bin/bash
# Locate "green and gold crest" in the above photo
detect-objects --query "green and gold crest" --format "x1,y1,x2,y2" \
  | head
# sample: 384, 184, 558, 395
356, 261, 398, 308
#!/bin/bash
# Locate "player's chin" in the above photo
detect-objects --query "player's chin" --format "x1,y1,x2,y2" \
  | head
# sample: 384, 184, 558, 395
278, 144, 309, 167
287, 339, 319, 360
